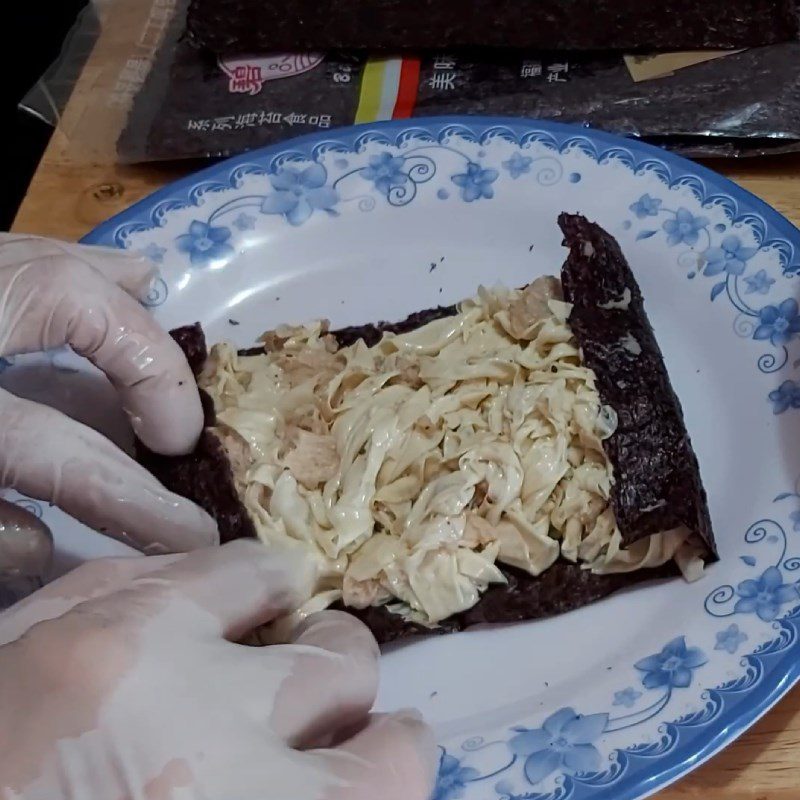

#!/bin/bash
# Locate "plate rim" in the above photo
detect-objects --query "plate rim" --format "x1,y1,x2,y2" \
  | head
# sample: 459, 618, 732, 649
82, 116, 800, 251
80, 116, 800, 800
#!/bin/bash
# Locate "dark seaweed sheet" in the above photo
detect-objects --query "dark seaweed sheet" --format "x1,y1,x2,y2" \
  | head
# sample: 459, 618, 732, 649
186, 0, 797, 54
139, 222, 714, 641
559, 213, 716, 557
348, 561, 679, 642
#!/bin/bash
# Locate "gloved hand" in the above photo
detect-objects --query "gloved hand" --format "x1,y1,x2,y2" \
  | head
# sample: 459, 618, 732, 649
0, 540, 437, 800
0, 234, 218, 574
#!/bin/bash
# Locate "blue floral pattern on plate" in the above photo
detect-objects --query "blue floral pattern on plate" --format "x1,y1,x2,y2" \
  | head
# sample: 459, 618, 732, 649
503, 152, 534, 180
715, 624, 748, 654
704, 234, 758, 276
141, 242, 166, 263
260, 163, 340, 226
612, 688, 642, 709
76, 118, 800, 800
733, 567, 798, 621
624, 189, 800, 402
663, 208, 709, 247
176, 220, 234, 267
432, 752, 481, 800
634, 637, 707, 689
233, 212, 256, 231
769, 380, 800, 414
360, 152, 409, 195
744, 269, 775, 295
511, 708, 607, 784
433, 631, 711, 794
451, 162, 499, 202
753, 299, 800, 347
628, 193, 661, 219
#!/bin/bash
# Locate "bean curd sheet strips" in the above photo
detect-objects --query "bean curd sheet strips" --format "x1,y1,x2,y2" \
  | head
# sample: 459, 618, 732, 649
200, 277, 706, 628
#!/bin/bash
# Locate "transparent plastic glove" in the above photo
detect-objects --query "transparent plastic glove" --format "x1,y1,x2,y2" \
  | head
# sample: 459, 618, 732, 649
0, 234, 218, 561
0, 540, 437, 800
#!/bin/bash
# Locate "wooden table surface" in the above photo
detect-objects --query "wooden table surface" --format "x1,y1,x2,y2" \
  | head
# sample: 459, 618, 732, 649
11, 10, 800, 796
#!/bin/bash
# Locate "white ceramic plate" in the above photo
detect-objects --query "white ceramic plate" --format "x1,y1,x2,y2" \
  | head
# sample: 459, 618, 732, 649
6, 118, 800, 800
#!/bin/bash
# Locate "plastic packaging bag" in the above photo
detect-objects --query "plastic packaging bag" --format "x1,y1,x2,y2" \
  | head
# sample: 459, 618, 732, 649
18, 0, 185, 165
117, 40, 800, 162
19, 0, 800, 164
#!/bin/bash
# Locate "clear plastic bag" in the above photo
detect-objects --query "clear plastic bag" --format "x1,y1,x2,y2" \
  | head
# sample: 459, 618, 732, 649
19, 0, 800, 164
117, 41, 800, 162
18, 0, 185, 164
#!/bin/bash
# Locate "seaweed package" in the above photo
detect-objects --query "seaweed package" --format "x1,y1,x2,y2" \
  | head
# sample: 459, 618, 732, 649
20, 0, 800, 165
117, 40, 800, 164
118, 43, 369, 161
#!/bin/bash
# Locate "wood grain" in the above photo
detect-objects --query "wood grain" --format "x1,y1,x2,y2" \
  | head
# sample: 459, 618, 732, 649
10, 12, 800, 797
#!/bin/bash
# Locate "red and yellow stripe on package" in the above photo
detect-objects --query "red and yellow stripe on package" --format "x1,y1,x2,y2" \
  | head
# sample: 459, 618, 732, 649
354, 57, 421, 123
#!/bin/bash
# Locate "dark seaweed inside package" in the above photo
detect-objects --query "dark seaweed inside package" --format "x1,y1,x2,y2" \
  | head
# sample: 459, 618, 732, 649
186, 0, 797, 53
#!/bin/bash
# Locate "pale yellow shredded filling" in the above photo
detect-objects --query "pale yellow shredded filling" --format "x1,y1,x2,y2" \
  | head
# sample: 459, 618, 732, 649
200, 278, 705, 627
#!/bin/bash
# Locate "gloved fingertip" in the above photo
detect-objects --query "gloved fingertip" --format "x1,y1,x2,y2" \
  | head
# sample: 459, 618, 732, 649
166, 509, 220, 552
73, 242, 157, 298
225, 541, 318, 614
125, 391, 204, 459
194, 510, 221, 548
366, 709, 432, 743
124, 497, 219, 555
378, 710, 439, 786
328, 709, 438, 799
387, 708, 425, 724
292, 609, 380, 660
80, 242, 153, 264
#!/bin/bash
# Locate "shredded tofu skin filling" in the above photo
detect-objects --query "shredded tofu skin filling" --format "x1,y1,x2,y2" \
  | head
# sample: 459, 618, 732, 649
200, 277, 706, 628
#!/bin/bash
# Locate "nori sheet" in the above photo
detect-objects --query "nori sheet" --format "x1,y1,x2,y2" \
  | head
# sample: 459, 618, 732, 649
559, 213, 716, 557
138, 219, 715, 641
186, 0, 797, 54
